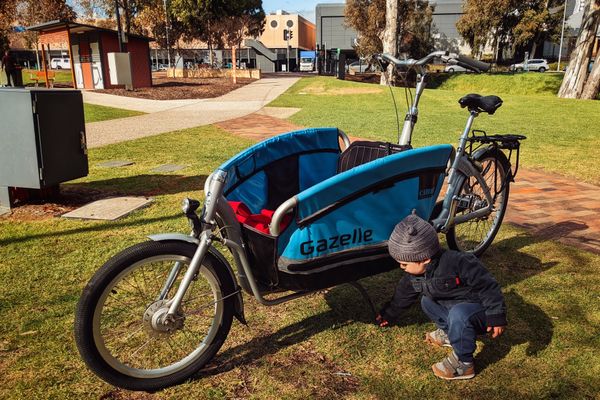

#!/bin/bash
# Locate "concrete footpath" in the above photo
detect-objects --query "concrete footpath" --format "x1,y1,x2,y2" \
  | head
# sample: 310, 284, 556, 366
83, 77, 299, 148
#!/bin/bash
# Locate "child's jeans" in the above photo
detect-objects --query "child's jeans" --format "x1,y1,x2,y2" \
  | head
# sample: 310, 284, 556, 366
421, 296, 487, 363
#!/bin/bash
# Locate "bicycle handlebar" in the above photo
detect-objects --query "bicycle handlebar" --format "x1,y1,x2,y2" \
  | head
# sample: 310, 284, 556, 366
376, 51, 491, 73
455, 55, 491, 73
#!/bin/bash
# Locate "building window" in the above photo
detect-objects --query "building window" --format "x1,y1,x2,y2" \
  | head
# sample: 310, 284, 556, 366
286, 20, 294, 28
271, 20, 278, 29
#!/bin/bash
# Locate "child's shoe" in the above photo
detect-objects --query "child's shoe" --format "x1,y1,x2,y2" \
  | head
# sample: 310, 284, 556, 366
425, 328, 452, 348
432, 352, 475, 380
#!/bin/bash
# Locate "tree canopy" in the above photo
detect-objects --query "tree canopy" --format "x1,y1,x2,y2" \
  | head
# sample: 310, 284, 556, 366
170, 0, 265, 63
457, 0, 563, 60
345, 0, 434, 59
1, 0, 76, 50
0, 0, 17, 52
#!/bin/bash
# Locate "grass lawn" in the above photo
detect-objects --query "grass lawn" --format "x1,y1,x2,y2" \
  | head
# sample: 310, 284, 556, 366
270, 76, 600, 185
433, 72, 564, 96
20, 69, 73, 85
1, 125, 599, 399
84, 103, 145, 123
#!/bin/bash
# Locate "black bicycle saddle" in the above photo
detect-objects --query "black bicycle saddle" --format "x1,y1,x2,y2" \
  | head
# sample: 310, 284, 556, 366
458, 94, 503, 115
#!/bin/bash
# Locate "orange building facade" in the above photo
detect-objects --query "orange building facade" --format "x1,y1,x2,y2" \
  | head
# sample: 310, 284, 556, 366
259, 13, 316, 51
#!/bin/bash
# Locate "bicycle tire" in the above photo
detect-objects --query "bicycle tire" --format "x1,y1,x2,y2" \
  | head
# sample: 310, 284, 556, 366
74, 241, 235, 391
446, 148, 511, 256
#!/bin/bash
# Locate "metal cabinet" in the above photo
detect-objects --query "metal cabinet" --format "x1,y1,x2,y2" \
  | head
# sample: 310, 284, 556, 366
0, 88, 88, 210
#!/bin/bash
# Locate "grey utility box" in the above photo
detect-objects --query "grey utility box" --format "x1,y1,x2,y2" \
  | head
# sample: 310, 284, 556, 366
0, 88, 88, 210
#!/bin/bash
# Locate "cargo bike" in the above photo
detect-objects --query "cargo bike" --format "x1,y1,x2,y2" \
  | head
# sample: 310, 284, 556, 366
75, 51, 526, 391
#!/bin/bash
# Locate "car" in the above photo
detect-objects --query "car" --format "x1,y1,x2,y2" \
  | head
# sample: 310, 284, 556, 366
348, 61, 374, 73
510, 58, 549, 72
50, 57, 71, 69
444, 64, 471, 73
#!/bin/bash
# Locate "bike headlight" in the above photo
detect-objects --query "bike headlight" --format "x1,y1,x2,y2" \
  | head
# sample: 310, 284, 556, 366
181, 198, 200, 214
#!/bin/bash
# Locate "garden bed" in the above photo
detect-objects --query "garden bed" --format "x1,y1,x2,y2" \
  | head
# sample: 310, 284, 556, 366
96, 75, 255, 100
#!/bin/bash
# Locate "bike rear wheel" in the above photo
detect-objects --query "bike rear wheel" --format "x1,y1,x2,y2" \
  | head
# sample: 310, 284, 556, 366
446, 149, 510, 256
75, 241, 235, 391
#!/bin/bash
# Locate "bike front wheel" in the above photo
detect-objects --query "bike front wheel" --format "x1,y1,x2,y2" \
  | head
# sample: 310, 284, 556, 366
75, 241, 235, 391
446, 148, 511, 256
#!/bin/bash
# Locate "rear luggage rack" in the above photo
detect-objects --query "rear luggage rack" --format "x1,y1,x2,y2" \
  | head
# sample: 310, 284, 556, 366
466, 130, 527, 179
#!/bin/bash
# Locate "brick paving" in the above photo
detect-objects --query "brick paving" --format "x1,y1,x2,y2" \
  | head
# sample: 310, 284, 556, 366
218, 112, 600, 255
506, 169, 600, 254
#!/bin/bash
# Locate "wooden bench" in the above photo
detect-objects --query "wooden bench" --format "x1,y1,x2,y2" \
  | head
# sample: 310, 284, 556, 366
29, 70, 56, 87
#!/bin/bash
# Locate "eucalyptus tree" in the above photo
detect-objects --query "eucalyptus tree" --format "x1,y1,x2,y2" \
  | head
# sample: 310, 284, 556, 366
558, 0, 600, 99
0, 0, 17, 53
345, 0, 434, 85
170, 0, 228, 65
457, 0, 563, 61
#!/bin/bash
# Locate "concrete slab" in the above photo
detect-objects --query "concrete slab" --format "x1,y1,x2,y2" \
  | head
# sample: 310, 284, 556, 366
256, 107, 301, 119
98, 160, 134, 168
62, 197, 152, 220
0, 206, 10, 216
82, 91, 203, 113
151, 164, 187, 173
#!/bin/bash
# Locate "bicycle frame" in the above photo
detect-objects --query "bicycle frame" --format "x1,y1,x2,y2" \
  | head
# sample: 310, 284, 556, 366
162, 52, 502, 318
393, 64, 496, 233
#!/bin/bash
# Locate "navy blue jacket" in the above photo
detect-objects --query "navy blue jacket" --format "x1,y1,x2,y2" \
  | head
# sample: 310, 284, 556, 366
381, 250, 507, 327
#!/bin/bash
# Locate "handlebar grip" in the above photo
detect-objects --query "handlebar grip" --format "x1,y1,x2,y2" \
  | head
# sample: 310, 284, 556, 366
456, 55, 491, 73
379, 53, 404, 66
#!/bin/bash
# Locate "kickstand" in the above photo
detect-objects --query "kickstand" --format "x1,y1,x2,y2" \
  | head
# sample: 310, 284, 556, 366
348, 281, 377, 319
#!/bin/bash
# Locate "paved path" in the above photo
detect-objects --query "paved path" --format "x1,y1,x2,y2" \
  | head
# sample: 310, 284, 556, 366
217, 113, 600, 255
84, 77, 299, 148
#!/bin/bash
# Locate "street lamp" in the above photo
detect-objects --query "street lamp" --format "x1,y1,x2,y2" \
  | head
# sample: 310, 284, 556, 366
557, 0, 568, 71
115, 0, 124, 52
163, 0, 171, 74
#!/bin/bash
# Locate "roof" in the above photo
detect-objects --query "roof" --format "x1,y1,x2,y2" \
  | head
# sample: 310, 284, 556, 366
26, 20, 154, 42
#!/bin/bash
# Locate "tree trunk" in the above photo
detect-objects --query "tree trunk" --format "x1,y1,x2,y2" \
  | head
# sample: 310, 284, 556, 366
581, 50, 600, 99
558, 0, 600, 98
232, 46, 237, 84
380, 0, 398, 85
530, 41, 538, 59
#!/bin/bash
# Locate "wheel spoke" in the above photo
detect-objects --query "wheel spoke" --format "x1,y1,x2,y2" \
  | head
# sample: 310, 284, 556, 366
90, 251, 224, 377
450, 154, 508, 254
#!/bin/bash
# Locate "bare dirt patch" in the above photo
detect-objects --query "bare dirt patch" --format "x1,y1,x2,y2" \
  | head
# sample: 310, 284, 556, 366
0, 187, 121, 222
96, 76, 255, 100
263, 343, 360, 397
299, 83, 382, 96
345, 73, 382, 84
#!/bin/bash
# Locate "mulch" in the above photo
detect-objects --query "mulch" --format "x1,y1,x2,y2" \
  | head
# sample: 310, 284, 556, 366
96, 76, 256, 100
1, 187, 121, 221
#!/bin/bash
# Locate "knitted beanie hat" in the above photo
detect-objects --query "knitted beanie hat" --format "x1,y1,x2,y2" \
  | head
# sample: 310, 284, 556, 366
388, 213, 441, 262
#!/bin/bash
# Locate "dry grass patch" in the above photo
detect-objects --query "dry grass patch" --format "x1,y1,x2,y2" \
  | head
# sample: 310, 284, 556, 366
299, 83, 383, 96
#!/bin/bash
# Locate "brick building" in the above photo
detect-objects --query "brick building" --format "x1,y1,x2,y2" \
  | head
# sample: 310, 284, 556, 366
27, 20, 153, 89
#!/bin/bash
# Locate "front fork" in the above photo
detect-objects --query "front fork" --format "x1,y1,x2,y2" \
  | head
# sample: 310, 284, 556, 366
164, 171, 227, 320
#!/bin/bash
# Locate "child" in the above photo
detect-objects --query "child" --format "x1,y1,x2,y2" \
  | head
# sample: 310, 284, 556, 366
376, 213, 507, 380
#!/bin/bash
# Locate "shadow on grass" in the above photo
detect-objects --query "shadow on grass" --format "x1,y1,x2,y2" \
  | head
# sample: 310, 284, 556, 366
0, 213, 181, 246
199, 306, 357, 379
200, 226, 571, 381
476, 289, 553, 372
67, 174, 208, 197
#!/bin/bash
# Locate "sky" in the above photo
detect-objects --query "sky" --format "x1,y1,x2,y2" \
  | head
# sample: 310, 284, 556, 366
66, 0, 344, 24
261, 0, 344, 23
